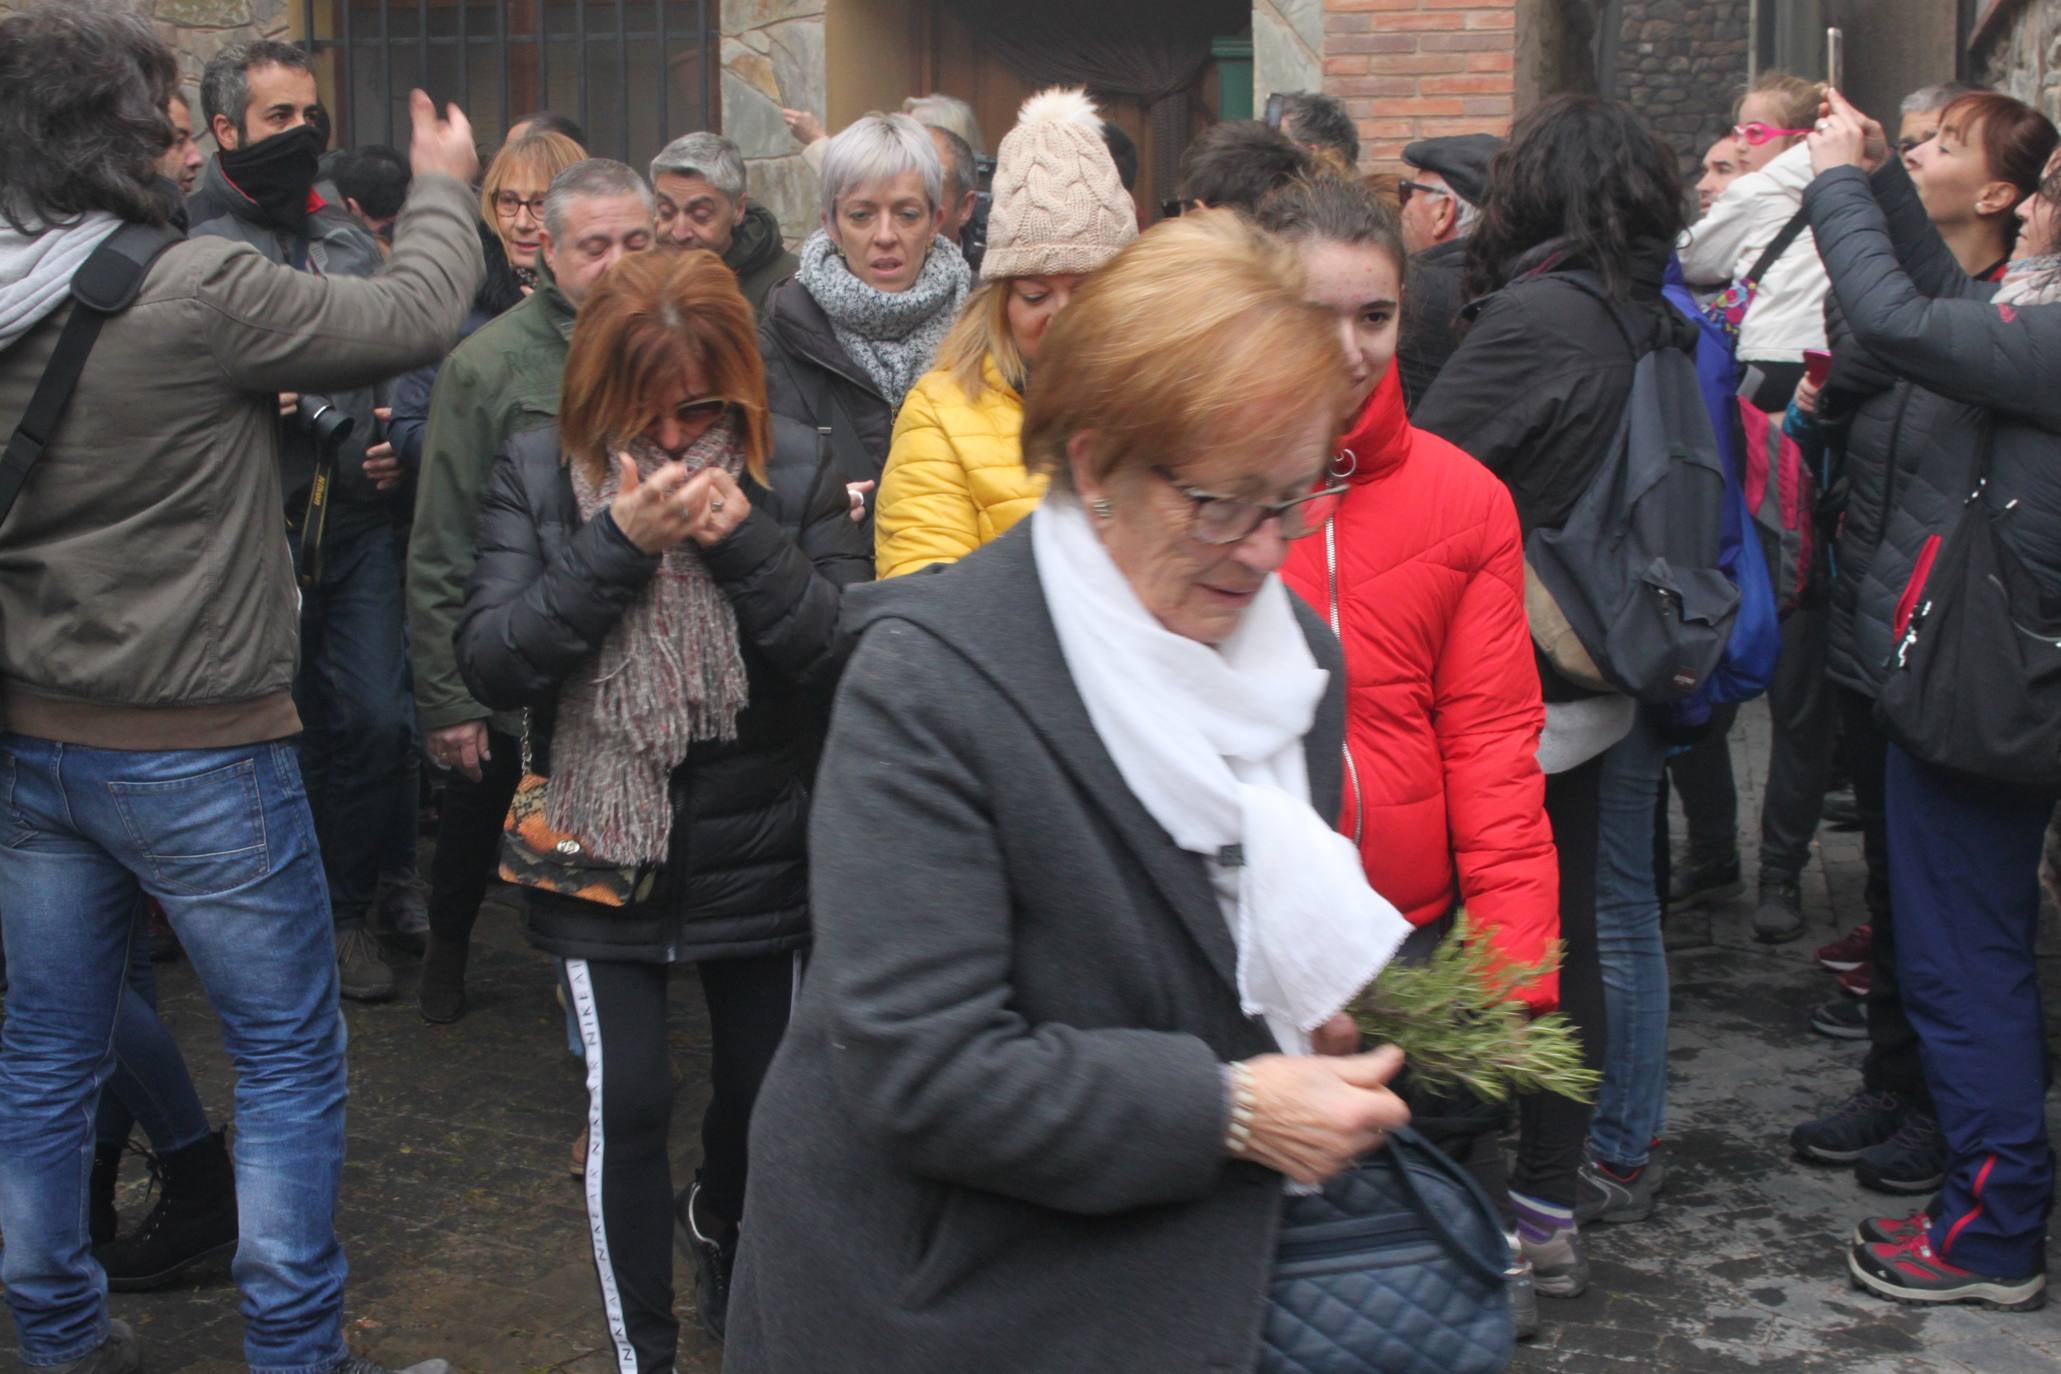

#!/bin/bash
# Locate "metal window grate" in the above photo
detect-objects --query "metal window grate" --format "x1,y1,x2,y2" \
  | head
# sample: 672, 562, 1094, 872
303, 0, 718, 169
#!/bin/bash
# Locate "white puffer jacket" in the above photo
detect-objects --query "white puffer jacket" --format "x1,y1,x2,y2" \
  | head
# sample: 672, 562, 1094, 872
1678, 141, 1830, 363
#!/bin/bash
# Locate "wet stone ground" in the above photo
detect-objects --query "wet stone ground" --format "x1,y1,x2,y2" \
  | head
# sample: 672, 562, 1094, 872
3, 698, 2061, 1372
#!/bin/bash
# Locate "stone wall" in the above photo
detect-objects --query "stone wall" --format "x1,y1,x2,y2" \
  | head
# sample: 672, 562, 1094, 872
722, 0, 826, 245
1255, 0, 1324, 110
1973, 0, 2061, 125
1612, 0, 1750, 180
0, 0, 295, 131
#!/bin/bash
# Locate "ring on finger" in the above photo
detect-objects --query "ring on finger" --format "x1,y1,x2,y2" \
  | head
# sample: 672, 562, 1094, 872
711, 496, 726, 513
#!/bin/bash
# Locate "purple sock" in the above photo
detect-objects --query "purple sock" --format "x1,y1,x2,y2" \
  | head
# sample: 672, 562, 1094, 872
1509, 1188, 1574, 1244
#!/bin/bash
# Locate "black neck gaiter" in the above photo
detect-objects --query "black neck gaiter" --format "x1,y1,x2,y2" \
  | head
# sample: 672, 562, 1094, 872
219, 125, 322, 233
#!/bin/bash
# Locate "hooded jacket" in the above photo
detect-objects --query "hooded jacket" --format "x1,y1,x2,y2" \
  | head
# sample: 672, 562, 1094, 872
454, 415, 870, 963
1677, 142, 1830, 363
188, 151, 392, 515
1809, 159, 2061, 695
1280, 370, 1558, 1012
724, 201, 799, 319
407, 257, 579, 737
0, 174, 481, 748
873, 358, 1045, 578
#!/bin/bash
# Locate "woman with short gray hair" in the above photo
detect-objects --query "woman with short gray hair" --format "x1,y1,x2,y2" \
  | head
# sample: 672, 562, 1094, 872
759, 111, 971, 531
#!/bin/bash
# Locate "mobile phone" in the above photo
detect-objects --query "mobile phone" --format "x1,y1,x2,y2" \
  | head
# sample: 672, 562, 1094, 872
1804, 349, 1832, 386
1825, 27, 1843, 95
1264, 92, 1287, 132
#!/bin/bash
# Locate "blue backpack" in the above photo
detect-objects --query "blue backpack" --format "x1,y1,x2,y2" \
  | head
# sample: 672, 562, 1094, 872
1663, 263, 1780, 711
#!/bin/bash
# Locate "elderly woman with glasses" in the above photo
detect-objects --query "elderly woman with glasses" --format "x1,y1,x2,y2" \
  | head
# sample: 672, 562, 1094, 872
725, 210, 1416, 1373
455, 249, 869, 1369
760, 112, 971, 535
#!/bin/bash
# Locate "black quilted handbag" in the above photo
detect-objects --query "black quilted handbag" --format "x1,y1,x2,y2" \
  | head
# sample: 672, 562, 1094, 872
1261, 1128, 1516, 1374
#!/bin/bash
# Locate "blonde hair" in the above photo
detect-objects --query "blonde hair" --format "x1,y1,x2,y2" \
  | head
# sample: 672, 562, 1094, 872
1735, 70, 1822, 131
1022, 209, 1351, 493
480, 131, 586, 253
933, 279, 1025, 403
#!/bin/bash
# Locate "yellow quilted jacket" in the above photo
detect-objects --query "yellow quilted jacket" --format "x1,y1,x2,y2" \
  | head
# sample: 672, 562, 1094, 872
874, 358, 1048, 578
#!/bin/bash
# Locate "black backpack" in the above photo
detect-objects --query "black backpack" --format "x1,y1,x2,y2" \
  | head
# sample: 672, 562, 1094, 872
1524, 274, 1741, 702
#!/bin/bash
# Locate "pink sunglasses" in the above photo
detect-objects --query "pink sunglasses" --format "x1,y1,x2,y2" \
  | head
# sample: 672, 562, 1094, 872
1733, 121, 1811, 146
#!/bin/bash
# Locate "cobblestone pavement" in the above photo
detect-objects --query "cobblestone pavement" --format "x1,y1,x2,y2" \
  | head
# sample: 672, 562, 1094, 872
4, 700, 2060, 1372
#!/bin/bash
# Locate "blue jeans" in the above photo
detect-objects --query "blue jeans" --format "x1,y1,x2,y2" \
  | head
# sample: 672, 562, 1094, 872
293, 514, 418, 929
0, 736, 351, 1373
94, 915, 212, 1154
1588, 715, 1669, 1170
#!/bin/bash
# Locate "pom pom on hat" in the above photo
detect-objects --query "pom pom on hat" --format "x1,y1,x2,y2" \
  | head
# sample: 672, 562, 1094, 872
982, 87, 1138, 281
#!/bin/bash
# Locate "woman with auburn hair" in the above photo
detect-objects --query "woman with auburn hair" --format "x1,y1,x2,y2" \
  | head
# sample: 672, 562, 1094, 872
874, 86, 1136, 578
455, 249, 869, 1367
727, 209, 1418, 1373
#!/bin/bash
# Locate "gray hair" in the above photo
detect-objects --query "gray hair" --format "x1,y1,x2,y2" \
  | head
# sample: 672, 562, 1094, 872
818, 113, 942, 222
1901, 81, 1988, 116
902, 93, 984, 155
200, 38, 311, 137
930, 124, 975, 203
542, 157, 654, 241
1453, 194, 1481, 237
649, 131, 745, 202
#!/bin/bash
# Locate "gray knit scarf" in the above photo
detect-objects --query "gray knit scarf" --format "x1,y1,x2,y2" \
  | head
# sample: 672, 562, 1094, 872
796, 229, 969, 408
549, 415, 751, 864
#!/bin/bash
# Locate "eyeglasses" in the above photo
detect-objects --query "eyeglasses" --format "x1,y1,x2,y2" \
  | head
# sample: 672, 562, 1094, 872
1398, 180, 1450, 204
492, 191, 548, 220
1150, 466, 1345, 545
1732, 121, 1811, 147
672, 397, 729, 427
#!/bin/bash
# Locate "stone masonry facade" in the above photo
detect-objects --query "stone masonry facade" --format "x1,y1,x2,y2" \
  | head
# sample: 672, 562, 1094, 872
0, 0, 295, 130
1974, 0, 2061, 125
1613, 0, 1750, 181
720, 0, 826, 246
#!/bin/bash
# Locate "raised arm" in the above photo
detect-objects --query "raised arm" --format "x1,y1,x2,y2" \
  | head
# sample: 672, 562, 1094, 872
1806, 165, 2061, 427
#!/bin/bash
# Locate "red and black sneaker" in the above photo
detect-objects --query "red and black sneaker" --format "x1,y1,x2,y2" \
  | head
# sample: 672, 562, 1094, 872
1835, 963, 1871, 999
1852, 1200, 1938, 1247
1816, 922, 1872, 973
1849, 1232, 2046, 1311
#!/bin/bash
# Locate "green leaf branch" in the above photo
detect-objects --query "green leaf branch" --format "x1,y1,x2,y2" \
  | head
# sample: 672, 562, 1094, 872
1349, 912, 1601, 1105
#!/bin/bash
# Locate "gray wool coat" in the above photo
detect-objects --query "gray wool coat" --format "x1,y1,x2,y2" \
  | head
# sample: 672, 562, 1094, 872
723, 522, 1347, 1374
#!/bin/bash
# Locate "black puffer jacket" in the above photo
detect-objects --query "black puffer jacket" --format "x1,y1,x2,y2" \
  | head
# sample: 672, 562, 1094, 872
1811, 161, 2019, 697
759, 277, 895, 503
1397, 237, 1469, 412
455, 415, 871, 964
1413, 237, 1694, 698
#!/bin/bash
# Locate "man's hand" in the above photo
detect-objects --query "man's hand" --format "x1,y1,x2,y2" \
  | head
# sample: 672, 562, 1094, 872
408, 89, 478, 184
363, 406, 403, 491
782, 108, 827, 147
428, 720, 491, 782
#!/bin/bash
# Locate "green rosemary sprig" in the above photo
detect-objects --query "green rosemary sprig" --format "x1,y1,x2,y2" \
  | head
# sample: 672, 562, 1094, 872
1349, 912, 1601, 1105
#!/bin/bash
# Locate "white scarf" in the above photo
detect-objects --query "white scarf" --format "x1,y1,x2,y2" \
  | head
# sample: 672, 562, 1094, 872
1032, 497, 1410, 1053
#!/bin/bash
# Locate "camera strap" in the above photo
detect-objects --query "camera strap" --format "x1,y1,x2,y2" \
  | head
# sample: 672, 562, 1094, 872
0, 221, 181, 531
297, 444, 334, 589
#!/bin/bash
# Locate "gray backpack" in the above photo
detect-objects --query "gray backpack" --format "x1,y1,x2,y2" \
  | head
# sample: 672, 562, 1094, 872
1525, 275, 1739, 702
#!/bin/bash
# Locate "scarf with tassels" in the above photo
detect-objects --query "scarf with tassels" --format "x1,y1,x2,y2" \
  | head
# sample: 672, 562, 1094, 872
547, 415, 751, 863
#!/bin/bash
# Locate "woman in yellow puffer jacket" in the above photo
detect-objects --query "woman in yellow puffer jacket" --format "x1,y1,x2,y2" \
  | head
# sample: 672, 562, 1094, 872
874, 86, 1137, 578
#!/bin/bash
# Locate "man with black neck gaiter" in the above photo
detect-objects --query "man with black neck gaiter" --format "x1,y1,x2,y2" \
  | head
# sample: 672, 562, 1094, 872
192, 40, 423, 1005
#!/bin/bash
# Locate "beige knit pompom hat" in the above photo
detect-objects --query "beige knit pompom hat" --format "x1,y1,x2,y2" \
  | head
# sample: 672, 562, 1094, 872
981, 87, 1138, 280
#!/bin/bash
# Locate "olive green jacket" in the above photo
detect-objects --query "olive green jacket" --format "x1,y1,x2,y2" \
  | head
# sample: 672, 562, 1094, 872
407, 259, 576, 735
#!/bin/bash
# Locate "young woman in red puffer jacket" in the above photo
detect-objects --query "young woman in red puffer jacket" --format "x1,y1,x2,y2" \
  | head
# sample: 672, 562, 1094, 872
1262, 178, 1568, 1312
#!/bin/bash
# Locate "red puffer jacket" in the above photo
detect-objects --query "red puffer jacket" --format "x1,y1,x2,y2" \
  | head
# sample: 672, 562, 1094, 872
1282, 369, 1561, 1012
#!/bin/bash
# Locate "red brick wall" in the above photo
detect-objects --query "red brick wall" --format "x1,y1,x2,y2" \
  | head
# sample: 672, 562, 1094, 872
1319, 0, 1517, 168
